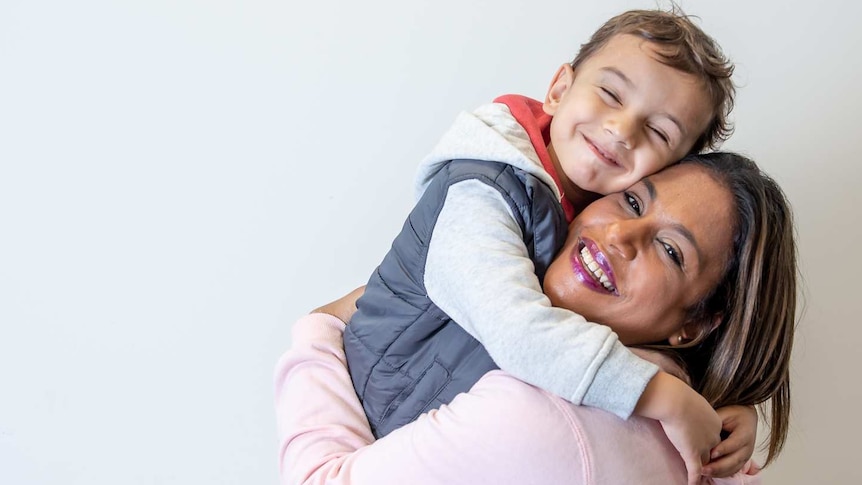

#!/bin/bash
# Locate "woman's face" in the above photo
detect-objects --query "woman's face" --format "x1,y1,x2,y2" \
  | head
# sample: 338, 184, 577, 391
543, 163, 735, 345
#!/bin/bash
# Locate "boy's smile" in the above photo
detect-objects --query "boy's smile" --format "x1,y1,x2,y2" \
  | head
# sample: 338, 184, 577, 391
542, 34, 714, 208
583, 133, 623, 168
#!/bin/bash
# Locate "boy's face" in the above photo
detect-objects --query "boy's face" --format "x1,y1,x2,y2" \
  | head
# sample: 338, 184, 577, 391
543, 34, 713, 196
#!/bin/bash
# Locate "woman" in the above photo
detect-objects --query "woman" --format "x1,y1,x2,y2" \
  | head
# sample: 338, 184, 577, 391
275, 153, 795, 484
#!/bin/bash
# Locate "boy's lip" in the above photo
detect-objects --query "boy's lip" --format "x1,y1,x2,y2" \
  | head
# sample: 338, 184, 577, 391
583, 135, 623, 169
569, 237, 619, 295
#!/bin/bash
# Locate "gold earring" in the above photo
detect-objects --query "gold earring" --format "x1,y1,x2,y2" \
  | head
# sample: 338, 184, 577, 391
677, 335, 683, 344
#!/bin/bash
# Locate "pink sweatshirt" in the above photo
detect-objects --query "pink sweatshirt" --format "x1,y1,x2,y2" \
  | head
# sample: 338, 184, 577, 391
275, 313, 761, 485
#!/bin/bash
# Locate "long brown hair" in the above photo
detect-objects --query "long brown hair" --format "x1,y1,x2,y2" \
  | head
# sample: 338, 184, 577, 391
570, 7, 735, 153
674, 152, 797, 466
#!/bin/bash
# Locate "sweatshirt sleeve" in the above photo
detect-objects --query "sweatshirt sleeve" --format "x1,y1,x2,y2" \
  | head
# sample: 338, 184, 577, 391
274, 313, 587, 485
425, 179, 658, 418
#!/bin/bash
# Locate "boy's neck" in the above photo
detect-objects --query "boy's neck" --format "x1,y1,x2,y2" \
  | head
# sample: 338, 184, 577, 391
564, 185, 600, 214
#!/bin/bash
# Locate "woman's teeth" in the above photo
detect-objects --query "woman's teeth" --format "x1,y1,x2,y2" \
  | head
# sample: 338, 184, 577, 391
580, 246, 616, 292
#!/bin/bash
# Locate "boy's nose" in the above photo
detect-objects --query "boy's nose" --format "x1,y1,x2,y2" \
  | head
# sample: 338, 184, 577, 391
604, 113, 638, 149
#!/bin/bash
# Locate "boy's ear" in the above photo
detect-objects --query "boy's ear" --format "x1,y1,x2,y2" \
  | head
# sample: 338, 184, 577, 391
543, 64, 575, 116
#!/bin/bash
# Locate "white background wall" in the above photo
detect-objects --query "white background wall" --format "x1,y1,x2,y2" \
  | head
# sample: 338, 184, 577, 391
1, 0, 859, 483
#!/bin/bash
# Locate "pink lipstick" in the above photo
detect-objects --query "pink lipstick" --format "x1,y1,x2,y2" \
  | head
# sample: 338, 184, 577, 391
569, 237, 619, 295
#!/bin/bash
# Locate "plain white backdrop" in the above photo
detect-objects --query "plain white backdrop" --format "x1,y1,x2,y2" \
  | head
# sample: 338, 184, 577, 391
1, 0, 859, 483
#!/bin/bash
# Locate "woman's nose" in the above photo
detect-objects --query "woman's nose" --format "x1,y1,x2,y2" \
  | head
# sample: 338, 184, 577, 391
605, 220, 641, 260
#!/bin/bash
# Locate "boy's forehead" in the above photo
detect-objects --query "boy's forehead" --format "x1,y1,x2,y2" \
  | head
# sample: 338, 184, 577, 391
584, 34, 669, 67
578, 34, 709, 95
576, 33, 714, 144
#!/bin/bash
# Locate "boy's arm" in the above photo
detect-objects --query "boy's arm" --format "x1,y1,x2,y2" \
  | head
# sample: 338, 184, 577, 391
634, 371, 722, 485
628, 349, 757, 481
425, 179, 657, 418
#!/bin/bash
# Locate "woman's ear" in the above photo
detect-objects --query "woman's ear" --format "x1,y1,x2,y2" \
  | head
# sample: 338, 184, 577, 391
669, 314, 722, 346
543, 64, 574, 116
706, 313, 722, 334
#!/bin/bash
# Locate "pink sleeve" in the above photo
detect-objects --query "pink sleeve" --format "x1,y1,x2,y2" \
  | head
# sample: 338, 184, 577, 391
710, 461, 762, 485
274, 313, 586, 485
274, 313, 764, 485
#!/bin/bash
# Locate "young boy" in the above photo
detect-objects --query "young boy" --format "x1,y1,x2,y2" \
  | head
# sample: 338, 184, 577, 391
344, 7, 741, 480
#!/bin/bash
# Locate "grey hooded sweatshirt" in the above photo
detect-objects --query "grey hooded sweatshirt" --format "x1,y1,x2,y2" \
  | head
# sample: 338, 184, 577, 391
344, 101, 658, 438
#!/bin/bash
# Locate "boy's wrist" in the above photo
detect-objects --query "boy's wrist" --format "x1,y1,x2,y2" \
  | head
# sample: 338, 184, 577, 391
634, 371, 687, 422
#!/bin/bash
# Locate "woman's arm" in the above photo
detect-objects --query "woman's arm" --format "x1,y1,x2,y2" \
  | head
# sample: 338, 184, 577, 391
275, 312, 761, 485
307, 285, 755, 483
274, 313, 588, 484
310, 285, 364, 323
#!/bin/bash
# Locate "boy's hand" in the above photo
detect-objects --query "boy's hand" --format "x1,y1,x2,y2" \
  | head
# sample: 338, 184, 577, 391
310, 285, 365, 324
635, 372, 722, 485
701, 405, 758, 478
660, 395, 722, 485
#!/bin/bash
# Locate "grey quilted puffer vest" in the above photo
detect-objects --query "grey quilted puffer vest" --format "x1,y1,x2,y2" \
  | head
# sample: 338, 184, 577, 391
344, 158, 567, 438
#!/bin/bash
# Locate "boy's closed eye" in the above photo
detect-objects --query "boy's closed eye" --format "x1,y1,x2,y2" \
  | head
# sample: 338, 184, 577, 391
599, 86, 622, 105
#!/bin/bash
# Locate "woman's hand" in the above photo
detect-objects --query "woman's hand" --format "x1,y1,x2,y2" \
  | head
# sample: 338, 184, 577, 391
635, 371, 722, 485
701, 405, 758, 478
311, 285, 365, 324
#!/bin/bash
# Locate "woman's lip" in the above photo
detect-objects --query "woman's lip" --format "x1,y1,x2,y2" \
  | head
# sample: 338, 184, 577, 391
583, 135, 621, 168
570, 237, 619, 296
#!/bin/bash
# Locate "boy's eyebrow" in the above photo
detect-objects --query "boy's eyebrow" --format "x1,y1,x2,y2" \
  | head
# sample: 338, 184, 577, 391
601, 67, 687, 137
661, 113, 687, 137
601, 67, 634, 88
642, 177, 703, 264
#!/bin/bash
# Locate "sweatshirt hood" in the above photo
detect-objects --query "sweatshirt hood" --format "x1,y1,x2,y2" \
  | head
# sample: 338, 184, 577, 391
414, 102, 562, 203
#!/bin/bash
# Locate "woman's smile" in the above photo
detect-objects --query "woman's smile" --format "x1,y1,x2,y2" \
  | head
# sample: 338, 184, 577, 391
544, 163, 735, 345
571, 237, 618, 295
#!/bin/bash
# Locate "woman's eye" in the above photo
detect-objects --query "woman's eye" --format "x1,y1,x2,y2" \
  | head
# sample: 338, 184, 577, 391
662, 241, 683, 267
601, 87, 621, 104
624, 192, 641, 215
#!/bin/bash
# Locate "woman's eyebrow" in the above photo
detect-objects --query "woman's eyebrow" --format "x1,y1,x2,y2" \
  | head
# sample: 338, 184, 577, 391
643, 177, 704, 264
642, 177, 657, 200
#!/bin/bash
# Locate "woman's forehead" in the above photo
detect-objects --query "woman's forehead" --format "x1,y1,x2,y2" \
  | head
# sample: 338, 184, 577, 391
644, 163, 715, 195
643, 164, 735, 271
